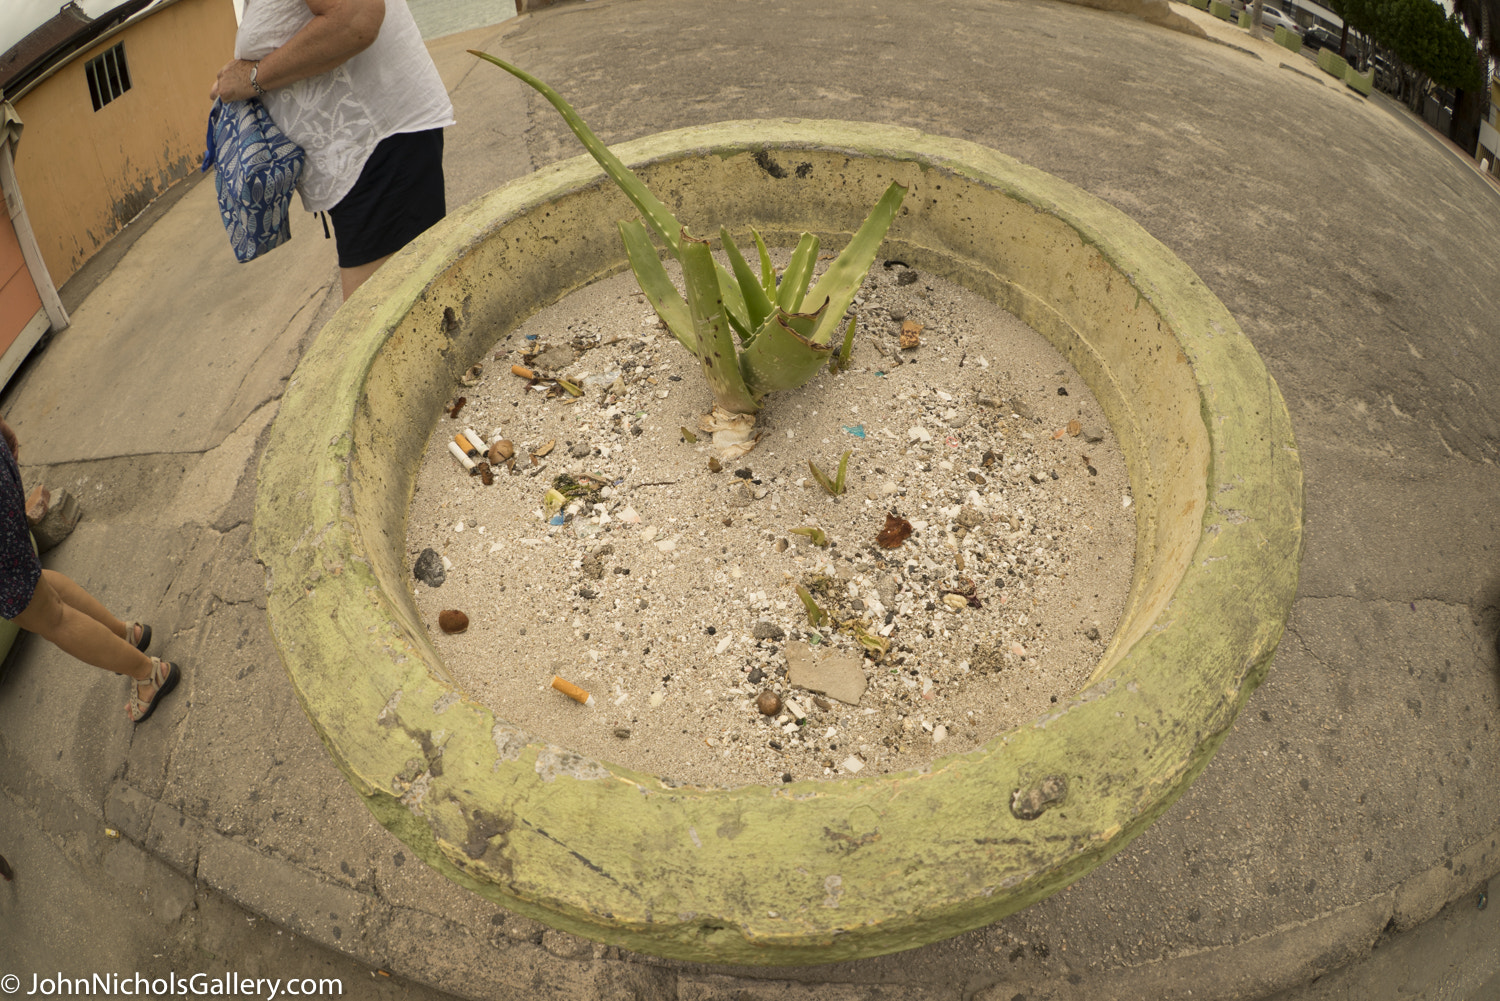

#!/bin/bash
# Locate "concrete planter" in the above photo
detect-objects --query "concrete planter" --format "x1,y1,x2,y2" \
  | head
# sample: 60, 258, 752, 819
254, 121, 1303, 965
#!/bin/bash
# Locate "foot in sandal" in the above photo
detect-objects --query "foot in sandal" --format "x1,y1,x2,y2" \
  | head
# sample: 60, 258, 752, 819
128, 657, 179, 724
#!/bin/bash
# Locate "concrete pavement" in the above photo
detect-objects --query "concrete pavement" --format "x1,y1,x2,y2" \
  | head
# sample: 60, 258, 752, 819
1, 1, 1497, 997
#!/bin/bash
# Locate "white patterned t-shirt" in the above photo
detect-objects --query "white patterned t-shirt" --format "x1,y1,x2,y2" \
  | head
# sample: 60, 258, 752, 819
234, 0, 455, 212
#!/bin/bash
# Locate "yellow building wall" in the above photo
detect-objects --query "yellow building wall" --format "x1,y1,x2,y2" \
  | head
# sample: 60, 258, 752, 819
11, 0, 236, 285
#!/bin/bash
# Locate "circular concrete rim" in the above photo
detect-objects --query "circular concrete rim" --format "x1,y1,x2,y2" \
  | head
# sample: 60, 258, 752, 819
254, 120, 1303, 965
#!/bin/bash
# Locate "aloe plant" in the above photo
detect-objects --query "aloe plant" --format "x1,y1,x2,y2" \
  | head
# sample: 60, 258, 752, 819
470, 51, 907, 458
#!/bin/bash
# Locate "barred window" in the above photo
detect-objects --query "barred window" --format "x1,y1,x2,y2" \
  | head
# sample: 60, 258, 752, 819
85, 43, 132, 111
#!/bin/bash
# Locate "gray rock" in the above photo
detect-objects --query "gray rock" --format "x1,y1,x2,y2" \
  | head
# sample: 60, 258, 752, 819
413, 548, 446, 587
529, 344, 576, 372
785, 641, 868, 705
1007, 397, 1036, 421
753, 621, 785, 641
569, 441, 593, 458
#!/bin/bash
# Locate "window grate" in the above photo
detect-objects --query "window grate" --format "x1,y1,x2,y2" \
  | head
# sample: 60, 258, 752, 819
84, 43, 131, 111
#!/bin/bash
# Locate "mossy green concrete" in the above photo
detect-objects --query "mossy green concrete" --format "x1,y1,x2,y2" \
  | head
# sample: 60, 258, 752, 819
1318, 47, 1349, 78
1209, 0, 1232, 20
254, 121, 1303, 965
1345, 63, 1373, 95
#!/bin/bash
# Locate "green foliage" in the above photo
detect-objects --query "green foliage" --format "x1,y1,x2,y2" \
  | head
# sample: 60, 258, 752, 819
469, 51, 908, 420
1346, 0, 1482, 90
807, 450, 851, 497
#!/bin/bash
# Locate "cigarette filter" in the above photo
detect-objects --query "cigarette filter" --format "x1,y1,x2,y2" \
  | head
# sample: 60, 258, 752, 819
447, 440, 477, 470
453, 434, 480, 458
462, 428, 489, 454
551, 675, 594, 706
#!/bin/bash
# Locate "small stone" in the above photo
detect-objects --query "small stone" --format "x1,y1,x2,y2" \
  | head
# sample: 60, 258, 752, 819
1085, 627, 1101, 641
813, 696, 832, 711
569, 441, 592, 458
785, 641, 867, 705
933, 725, 948, 744
841, 755, 865, 773
895, 269, 919, 286
582, 555, 605, 580
942, 593, 968, 612
1006, 398, 1035, 421
1082, 425, 1106, 443
956, 505, 984, 528
1057, 386, 1069, 396
613, 727, 632, 739
757, 691, 783, 716
529, 344, 576, 372
413, 548, 446, 587
907, 426, 932, 443
747, 667, 765, 683
438, 609, 469, 633
899, 321, 923, 349
753, 621, 786, 641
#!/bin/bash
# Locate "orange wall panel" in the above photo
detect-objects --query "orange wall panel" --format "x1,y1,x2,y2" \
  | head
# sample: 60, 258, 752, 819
11, 0, 237, 285
0, 210, 43, 355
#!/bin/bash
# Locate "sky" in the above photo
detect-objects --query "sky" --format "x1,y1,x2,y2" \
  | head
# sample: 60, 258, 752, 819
1, 0, 124, 59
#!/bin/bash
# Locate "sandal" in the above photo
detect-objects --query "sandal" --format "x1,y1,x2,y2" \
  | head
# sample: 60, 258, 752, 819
128, 657, 179, 725
126, 622, 152, 653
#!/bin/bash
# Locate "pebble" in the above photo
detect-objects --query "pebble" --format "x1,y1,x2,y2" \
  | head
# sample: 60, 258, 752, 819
757, 691, 783, 716
752, 621, 786, 641
413, 548, 446, 587
438, 609, 469, 633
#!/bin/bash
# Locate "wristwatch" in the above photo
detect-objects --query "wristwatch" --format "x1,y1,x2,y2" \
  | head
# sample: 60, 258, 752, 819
250, 62, 266, 97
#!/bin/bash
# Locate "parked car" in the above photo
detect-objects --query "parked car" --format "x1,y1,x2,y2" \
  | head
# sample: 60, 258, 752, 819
1302, 25, 1341, 53
1254, 6, 1302, 37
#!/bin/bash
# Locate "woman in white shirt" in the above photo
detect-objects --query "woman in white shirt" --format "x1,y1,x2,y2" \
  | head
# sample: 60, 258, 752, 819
211, 0, 455, 298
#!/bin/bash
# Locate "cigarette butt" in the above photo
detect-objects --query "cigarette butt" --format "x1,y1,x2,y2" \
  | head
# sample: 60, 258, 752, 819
448, 440, 477, 470
453, 434, 480, 459
462, 428, 488, 454
512, 364, 536, 380
551, 675, 594, 706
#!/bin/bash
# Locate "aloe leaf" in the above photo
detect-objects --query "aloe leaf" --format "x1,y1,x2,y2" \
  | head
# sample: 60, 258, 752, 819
834, 449, 851, 493
795, 585, 827, 626
619, 220, 694, 353
720, 228, 775, 332
835, 314, 857, 372
681, 235, 758, 415
790, 526, 829, 547
715, 262, 753, 343
775, 233, 821, 314
805, 181, 907, 345
753, 229, 777, 299
469, 51, 683, 255
807, 459, 837, 496
739, 309, 833, 399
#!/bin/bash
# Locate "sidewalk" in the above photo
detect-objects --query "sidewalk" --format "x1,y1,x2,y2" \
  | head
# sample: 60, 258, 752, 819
1, 1, 1497, 998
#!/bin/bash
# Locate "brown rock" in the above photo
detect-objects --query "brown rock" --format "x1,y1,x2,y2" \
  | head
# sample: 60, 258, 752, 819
757, 691, 782, 716
438, 609, 469, 633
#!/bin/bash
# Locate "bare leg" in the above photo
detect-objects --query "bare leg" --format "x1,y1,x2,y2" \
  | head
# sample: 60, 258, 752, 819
340, 254, 392, 300
12, 574, 154, 688
40, 569, 138, 644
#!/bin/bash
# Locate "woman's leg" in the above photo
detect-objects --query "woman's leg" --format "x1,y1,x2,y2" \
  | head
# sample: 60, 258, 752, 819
340, 254, 391, 300
39, 569, 138, 644
11, 573, 153, 685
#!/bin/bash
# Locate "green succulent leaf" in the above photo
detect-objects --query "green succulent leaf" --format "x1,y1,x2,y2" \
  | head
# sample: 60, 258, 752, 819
776, 233, 821, 315
619, 220, 694, 352
469, 51, 684, 256
795, 585, 827, 626
790, 526, 829, 547
720, 228, 775, 334
805, 180, 907, 345
753, 229, 777, 299
739, 307, 833, 399
681, 235, 758, 415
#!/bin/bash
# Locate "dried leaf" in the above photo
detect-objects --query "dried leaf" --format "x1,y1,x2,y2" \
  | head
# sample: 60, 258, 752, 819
1067, 419, 1082, 437
447, 397, 466, 418
534, 439, 555, 458
1051, 427, 1066, 440
681, 426, 699, 443
708, 456, 722, 472
555, 378, 583, 397
876, 513, 914, 549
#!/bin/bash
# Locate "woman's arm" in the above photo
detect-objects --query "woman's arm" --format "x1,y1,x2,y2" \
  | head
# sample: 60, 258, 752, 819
211, 0, 385, 101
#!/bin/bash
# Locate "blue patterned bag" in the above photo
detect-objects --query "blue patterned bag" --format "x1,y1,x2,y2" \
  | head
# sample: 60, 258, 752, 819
201, 98, 305, 263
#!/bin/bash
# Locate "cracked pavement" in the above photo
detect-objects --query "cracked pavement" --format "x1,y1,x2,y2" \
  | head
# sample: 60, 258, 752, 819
1, 1, 1497, 998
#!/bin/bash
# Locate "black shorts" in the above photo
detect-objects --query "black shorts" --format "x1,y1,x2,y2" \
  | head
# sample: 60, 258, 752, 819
328, 128, 446, 269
